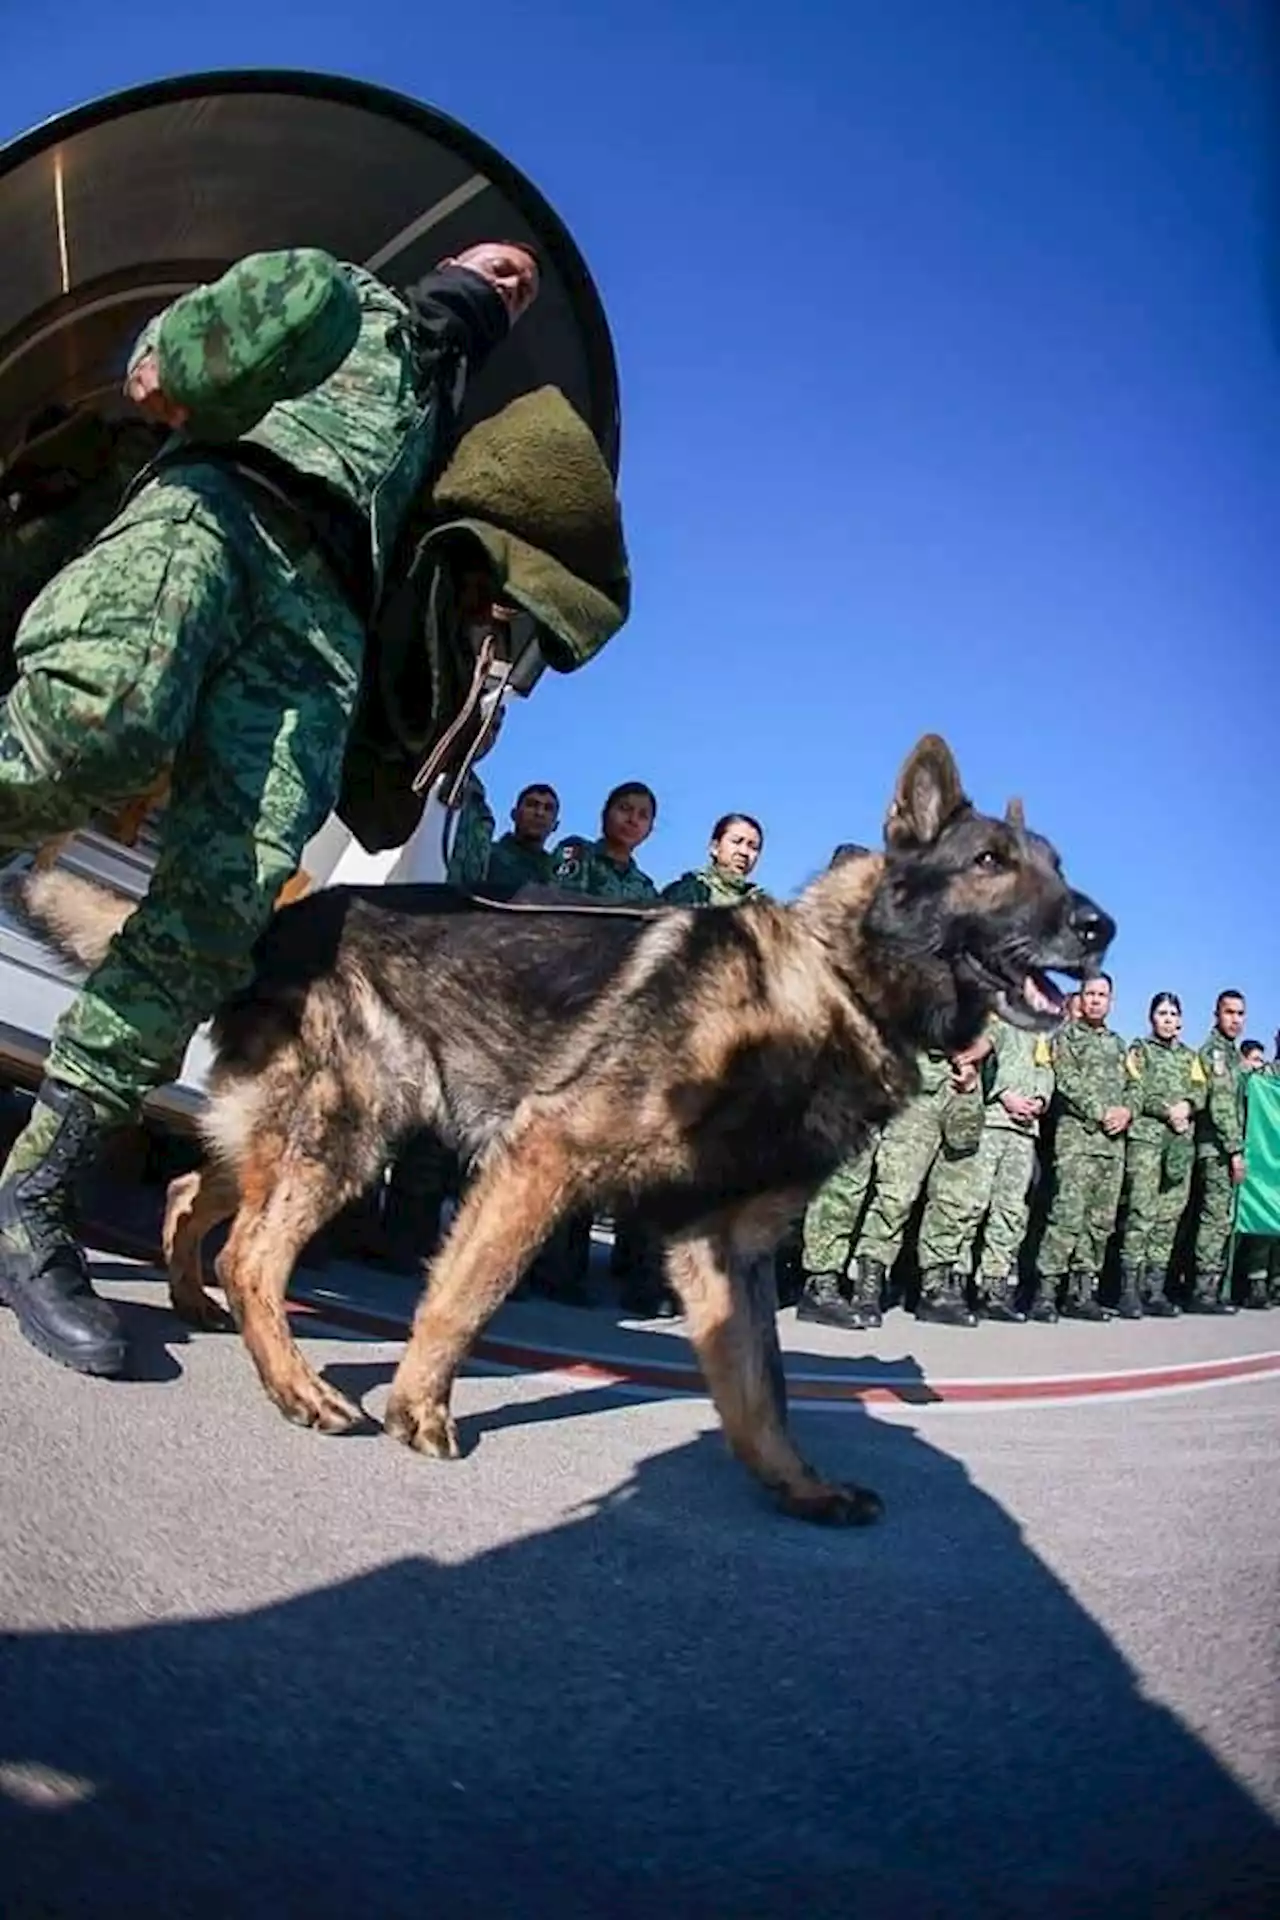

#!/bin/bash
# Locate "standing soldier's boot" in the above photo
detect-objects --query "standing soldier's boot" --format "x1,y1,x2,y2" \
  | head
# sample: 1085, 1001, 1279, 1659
1116, 1266, 1144, 1320
848, 1255, 885, 1331
981, 1271, 1026, 1324
1063, 1271, 1107, 1322
1141, 1266, 1179, 1319
915, 1265, 978, 1327
1029, 1278, 1060, 1324
796, 1268, 862, 1331
1188, 1273, 1236, 1316
0, 1080, 127, 1376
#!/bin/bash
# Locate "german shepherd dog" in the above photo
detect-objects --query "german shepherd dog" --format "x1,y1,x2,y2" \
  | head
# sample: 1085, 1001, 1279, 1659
14, 736, 1113, 1525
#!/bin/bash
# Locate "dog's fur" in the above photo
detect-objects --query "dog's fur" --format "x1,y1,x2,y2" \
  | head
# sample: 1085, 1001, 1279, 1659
13, 736, 1113, 1524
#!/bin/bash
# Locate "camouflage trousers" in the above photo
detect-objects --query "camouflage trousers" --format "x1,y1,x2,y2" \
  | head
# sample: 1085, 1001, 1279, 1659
801, 1138, 877, 1275
1192, 1153, 1237, 1279
1117, 1137, 1192, 1274
852, 1089, 948, 1268
1037, 1145, 1124, 1279
0, 462, 363, 1123
917, 1125, 1037, 1277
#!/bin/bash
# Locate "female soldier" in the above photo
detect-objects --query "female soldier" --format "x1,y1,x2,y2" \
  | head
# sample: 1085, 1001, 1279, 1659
550, 780, 659, 901
1118, 992, 1207, 1318
661, 812, 766, 906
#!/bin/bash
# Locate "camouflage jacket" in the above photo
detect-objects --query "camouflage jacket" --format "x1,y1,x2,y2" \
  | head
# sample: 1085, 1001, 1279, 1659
985, 1017, 1055, 1137
550, 836, 659, 902
1123, 1037, 1207, 1147
1050, 1019, 1130, 1153
445, 774, 496, 889
484, 832, 556, 896
1195, 1030, 1245, 1160
660, 864, 766, 907
131, 248, 503, 606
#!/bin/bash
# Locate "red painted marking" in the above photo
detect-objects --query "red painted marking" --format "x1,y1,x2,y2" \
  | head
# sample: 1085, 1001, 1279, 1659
287, 1297, 1280, 1406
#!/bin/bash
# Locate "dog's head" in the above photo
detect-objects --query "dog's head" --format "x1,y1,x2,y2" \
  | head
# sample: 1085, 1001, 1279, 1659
861, 734, 1114, 1042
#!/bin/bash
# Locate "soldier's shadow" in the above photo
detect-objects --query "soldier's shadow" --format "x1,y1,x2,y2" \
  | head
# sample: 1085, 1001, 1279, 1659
2, 1386, 1277, 1919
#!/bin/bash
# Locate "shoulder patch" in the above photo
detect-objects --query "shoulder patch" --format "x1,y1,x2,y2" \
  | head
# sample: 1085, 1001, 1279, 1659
1125, 1045, 1143, 1079
1189, 1056, 1207, 1086
1034, 1037, 1052, 1069
1209, 1048, 1227, 1079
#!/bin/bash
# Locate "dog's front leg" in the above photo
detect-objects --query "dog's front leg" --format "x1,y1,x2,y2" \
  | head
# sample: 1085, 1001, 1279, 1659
162, 1162, 239, 1331
385, 1126, 578, 1459
667, 1222, 883, 1527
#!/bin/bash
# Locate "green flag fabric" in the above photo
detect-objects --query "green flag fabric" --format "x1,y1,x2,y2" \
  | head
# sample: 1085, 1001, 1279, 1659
1237, 1074, 1280, 1238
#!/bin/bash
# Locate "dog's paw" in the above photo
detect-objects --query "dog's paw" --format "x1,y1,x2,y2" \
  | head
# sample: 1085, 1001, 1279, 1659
385, 1393, 462, 1460
779, 1479, 884, 1528
269, 1369, 363, 1434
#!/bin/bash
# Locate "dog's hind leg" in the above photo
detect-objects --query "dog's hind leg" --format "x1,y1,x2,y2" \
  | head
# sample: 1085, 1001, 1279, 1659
667, 1223, 884, 1528
162, 1162, 239, 1331
385, 1125, 579, 1459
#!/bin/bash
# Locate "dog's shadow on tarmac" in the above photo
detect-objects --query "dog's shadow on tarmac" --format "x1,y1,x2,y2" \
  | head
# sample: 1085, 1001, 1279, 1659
3, 1359, 1278, 1920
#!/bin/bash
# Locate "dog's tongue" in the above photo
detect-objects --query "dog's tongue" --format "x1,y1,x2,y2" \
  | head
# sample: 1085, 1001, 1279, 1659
1023, 971, 1064, 1017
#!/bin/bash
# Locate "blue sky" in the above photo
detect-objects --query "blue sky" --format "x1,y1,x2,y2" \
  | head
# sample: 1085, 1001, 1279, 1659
2, 0, 1275, 1041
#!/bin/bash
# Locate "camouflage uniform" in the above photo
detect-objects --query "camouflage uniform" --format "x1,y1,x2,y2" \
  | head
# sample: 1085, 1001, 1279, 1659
917, 1017, 1054, 1320
660, 865, 765, 907
1192, 1027, 1245, 1311
1036, 1018, 1130, 1317
483, 831, 555, 895
1117, 1036, 1207, 1315
802, 1141, 878, 1280
0, 247, 518, 1376
550, 836, 658, 902
445, 772, 496, 888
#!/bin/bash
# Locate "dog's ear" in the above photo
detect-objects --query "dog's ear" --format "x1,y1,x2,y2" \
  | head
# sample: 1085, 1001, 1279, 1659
1005, 796, 1026, 832
885, 735, 968, 850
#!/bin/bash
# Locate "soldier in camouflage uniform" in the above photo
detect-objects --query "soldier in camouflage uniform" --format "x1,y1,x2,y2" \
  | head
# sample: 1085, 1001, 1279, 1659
1190, 990, 1248, 1314
1116, 992, 1206, 1318
916, 1014, 1054, 1324
844, 1048, 986, 1329
1034, 972, 1132, 1321
1236, 1041, 1280, 1309
550, 780, 660, 901
483, 782, 561, 895
0, 239, 544, 1377
661, 812, 767, 906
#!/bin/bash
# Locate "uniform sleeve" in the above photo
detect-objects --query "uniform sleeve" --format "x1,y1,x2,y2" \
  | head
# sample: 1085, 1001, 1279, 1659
149, 249, 361, 433
445, 775, 495, 888
1200, 1045, 1244, 1155
1125, 1043, 1167, 1123
1052, 1030, 1105, 1126
660, 872, 705, 906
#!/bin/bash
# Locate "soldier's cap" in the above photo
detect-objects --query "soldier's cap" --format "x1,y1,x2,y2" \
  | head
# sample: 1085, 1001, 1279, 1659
426, 385, 630, 670
152, 249, 362, 444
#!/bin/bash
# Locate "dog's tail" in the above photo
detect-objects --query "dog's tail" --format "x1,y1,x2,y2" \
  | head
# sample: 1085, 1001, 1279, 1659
4, 866, 135, 971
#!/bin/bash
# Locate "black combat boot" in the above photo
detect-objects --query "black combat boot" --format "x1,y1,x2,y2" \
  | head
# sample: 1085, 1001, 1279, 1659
1062, 1271, 1107, 1322
847, 1255, 885, 1331
1188, 1273, 1236, 1316
915, 1265, 978, 1328
980, 1271, 1026, 1323
1116, 1266, 1144, 1321
1141, 1266, 1179, 1319
527, 1212, 593, 1307
1029, 1278, 1060, 1324
796, 1268, 862, 1331
1242, 1276, 1273, 1312
0, 1080, 126, 1376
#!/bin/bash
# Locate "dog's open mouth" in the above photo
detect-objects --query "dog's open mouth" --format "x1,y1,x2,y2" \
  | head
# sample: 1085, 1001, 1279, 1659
960, 953, 1078, 1031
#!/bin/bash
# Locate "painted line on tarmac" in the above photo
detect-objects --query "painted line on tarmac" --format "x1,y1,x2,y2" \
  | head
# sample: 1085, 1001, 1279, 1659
287, 1294, 1280, 1410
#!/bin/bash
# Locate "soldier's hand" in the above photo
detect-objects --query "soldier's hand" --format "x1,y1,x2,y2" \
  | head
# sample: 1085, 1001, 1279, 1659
1000, 1091, 1037, 1121
1230, 1152, 1247, 1186
124, 352, 190, 428
1167, 1099, 1192, 1131
1102, 1105, 1130, 1136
